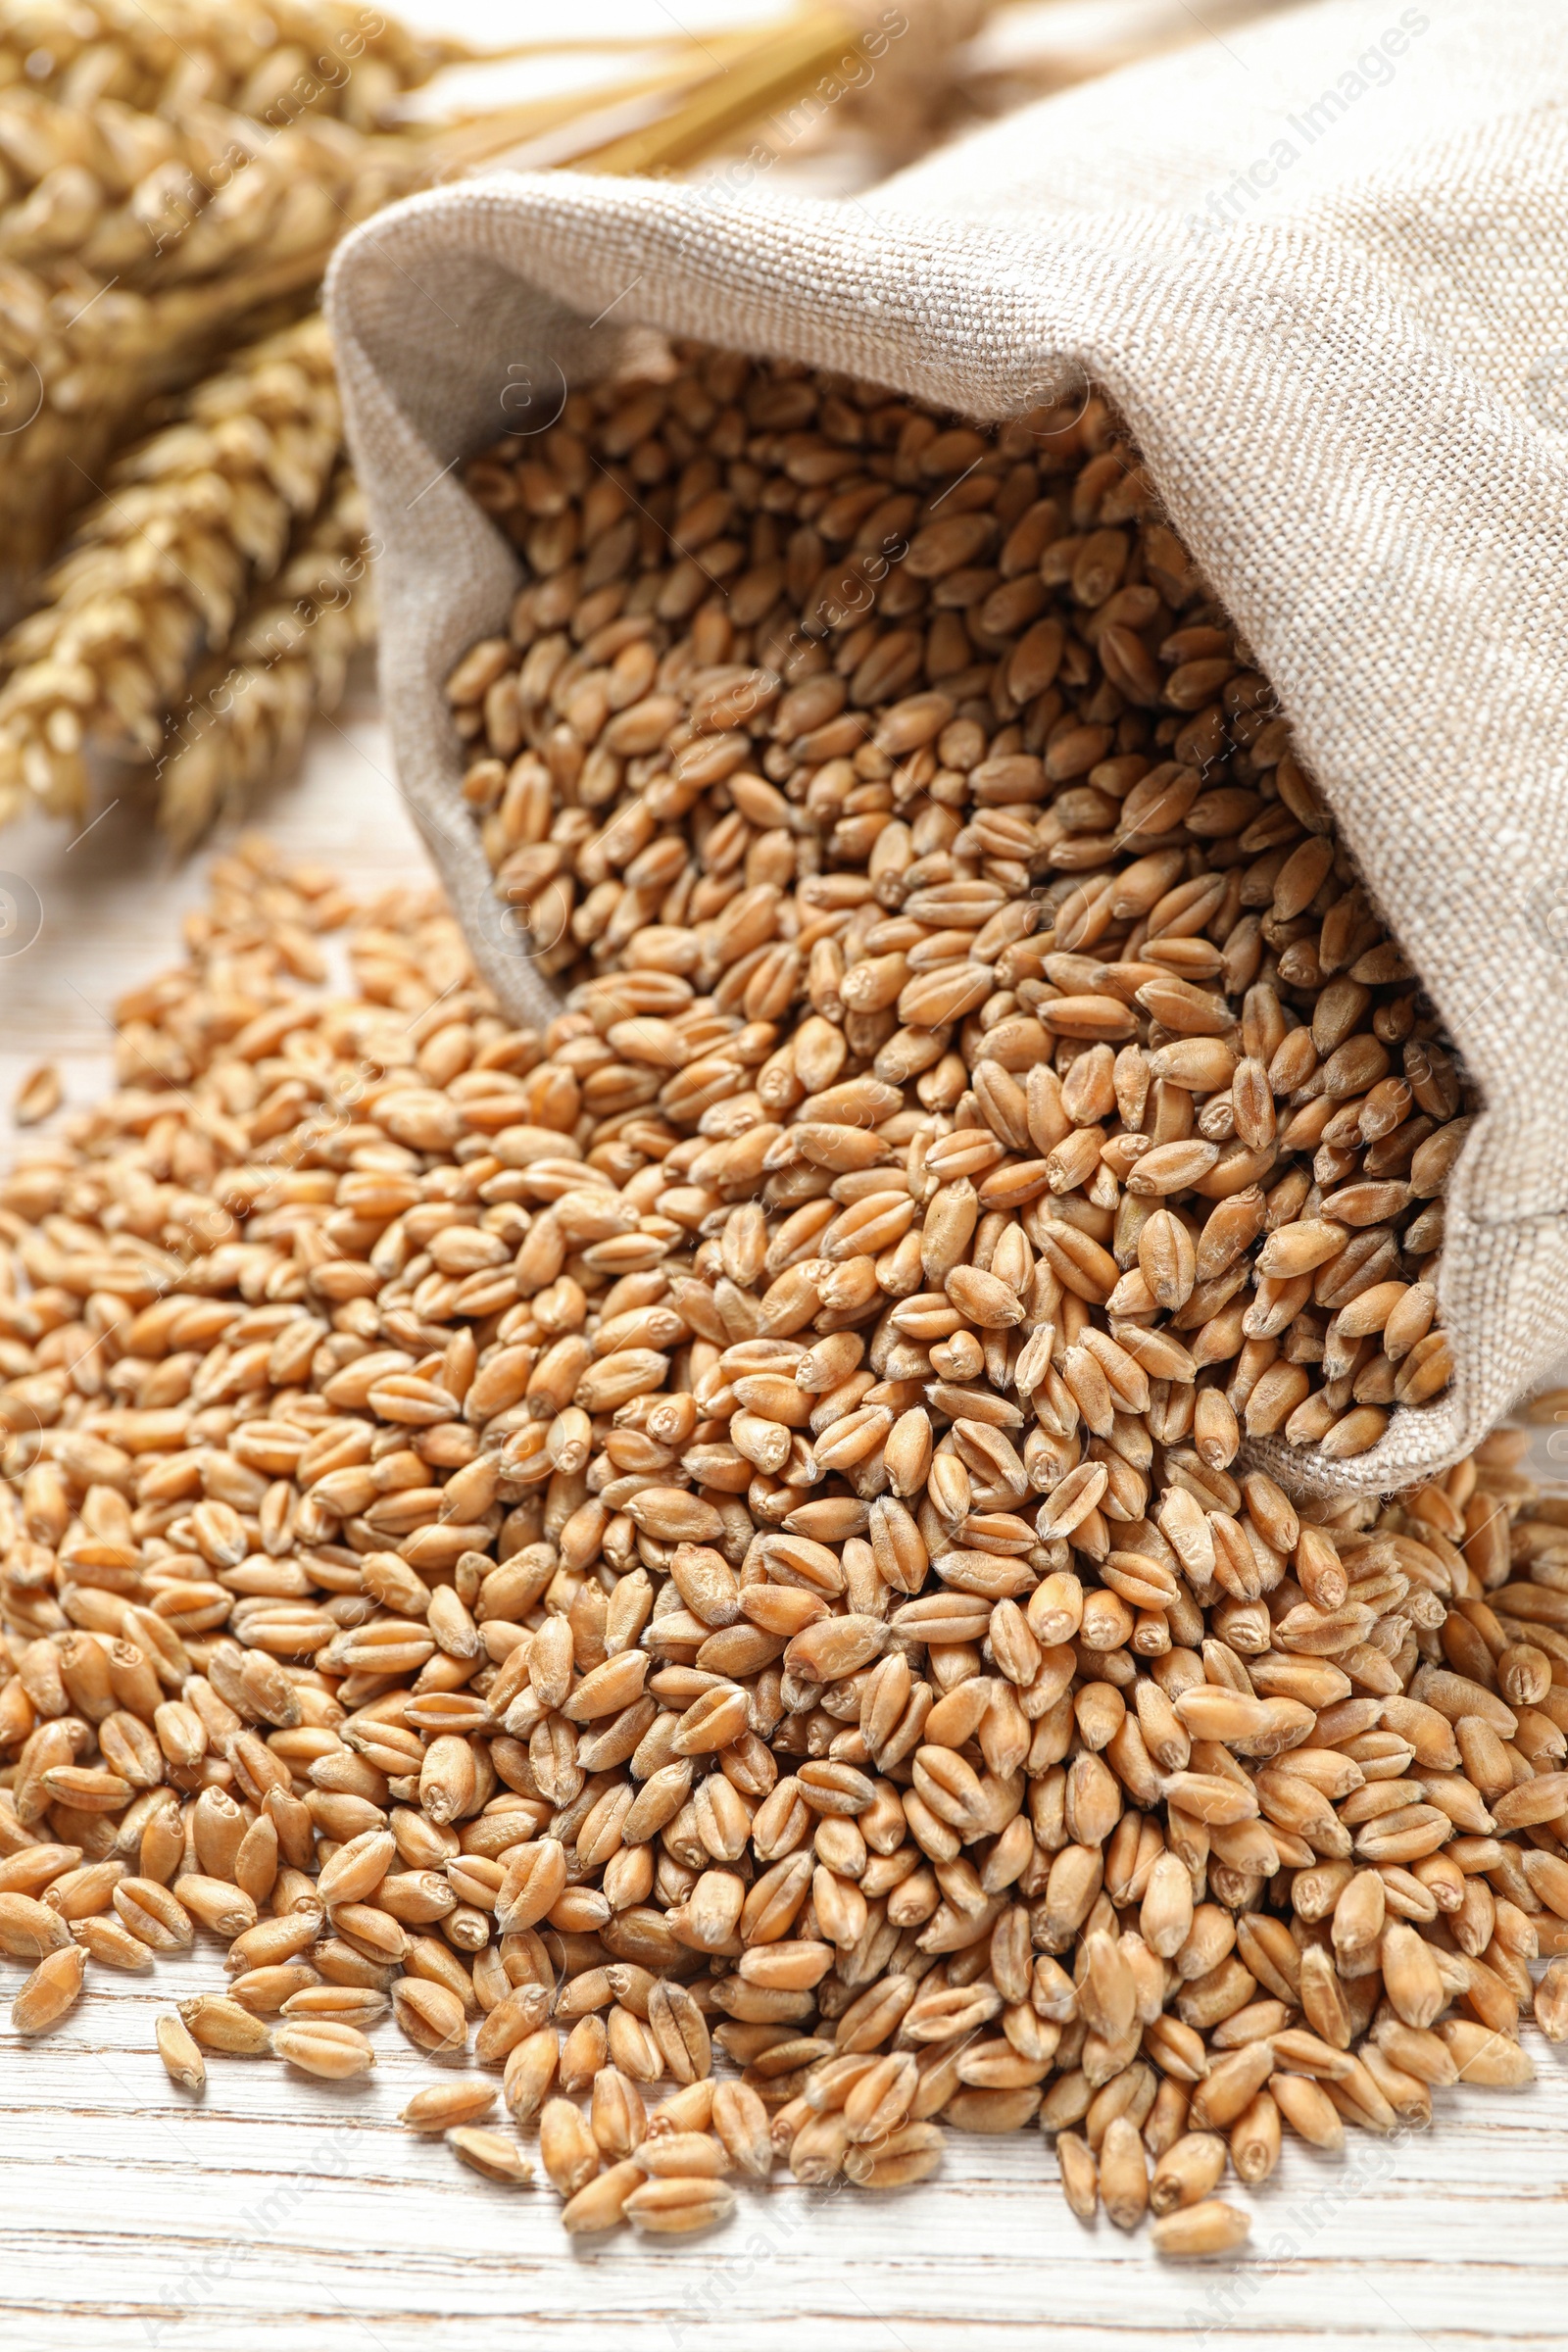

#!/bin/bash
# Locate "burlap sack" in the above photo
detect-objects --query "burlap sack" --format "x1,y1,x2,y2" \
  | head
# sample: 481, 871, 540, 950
325, 0, 1568, 1497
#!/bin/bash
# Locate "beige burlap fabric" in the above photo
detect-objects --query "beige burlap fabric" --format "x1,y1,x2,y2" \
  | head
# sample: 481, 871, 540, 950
326, 0, 1568, 1496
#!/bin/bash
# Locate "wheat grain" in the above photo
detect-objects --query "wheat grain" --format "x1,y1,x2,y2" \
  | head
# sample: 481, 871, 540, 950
401, 2080, 499, 2132
10, 1063, 59, 1127
1151, 2197, 1251, 2257
446, 2125, 533, 2183
10, 1938, 86, 2031
272, 2017, 376, 2077
155, 2011, 208, 2093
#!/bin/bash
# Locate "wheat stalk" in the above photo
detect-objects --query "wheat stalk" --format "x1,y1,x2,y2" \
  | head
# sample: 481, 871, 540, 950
0, 97, 428, 285
0, 314, 341, 821
0, 108, 429, 578
154, 465, 374, 846
0, 1, 460, 126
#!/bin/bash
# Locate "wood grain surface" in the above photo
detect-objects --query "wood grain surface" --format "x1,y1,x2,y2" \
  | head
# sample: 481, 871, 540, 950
4, 679, 1568, 2352
0, 1933, 1565, 2352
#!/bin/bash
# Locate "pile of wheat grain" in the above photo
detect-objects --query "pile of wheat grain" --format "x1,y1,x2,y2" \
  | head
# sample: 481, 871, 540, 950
2, 352, 1566, 2258
461, 342, 1464, 1455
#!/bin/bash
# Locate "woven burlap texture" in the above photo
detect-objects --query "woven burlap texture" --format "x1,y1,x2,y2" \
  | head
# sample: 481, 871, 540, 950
326, 0, 1568, 1498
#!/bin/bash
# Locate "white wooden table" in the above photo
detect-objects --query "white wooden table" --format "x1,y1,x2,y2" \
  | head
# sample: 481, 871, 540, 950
5, 671, 1568, 2352
1, 1934, 1564, 2352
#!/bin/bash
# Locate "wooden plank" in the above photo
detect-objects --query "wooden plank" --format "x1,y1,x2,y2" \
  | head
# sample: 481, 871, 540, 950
1, 1939, 1566, 2352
